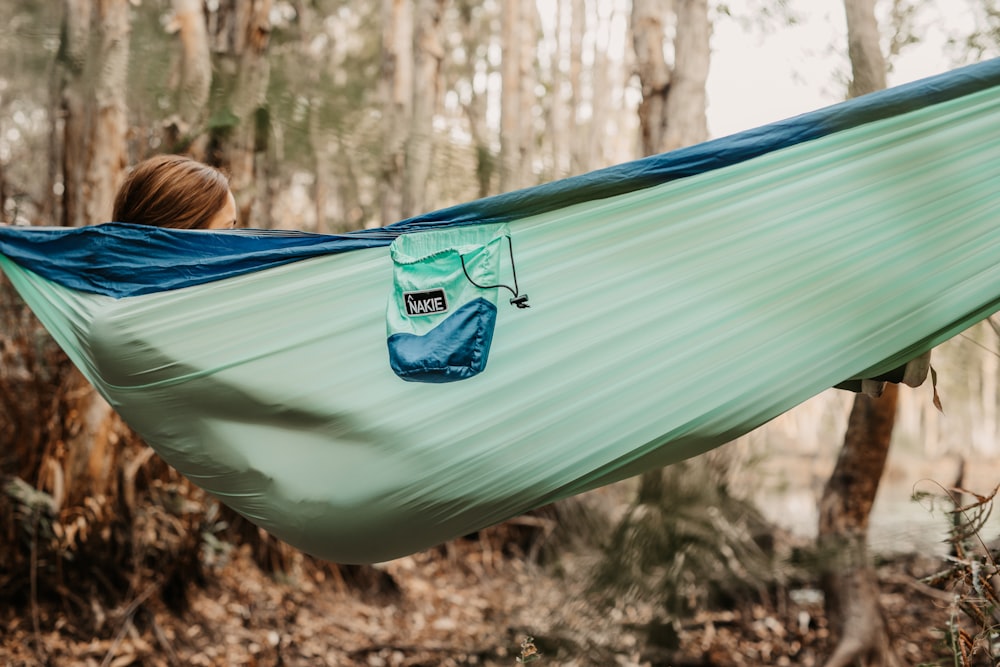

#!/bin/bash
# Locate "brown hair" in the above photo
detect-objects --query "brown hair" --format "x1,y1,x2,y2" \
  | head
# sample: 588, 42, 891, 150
112, 154, 231, 230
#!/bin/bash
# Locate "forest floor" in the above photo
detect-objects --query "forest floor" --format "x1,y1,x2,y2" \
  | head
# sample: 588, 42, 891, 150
0, 531, 975, 667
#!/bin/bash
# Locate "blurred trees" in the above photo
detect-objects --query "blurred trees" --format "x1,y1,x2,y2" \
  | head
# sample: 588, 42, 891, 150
2, 0, 1000, 657
1, 0, 644, 232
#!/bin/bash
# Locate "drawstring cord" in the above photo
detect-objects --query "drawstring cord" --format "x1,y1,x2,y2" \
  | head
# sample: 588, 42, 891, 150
460, 236, 530, 308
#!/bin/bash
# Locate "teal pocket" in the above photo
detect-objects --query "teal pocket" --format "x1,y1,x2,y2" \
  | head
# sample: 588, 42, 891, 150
387, 225, 510, 383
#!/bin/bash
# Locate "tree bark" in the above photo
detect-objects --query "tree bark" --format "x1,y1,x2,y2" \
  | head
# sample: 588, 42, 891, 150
585, 4, 611, 169
631, 0, 671, 157
57, 0, 92, 229
818, 3, 900, 665
402, 0, 445, 218
819, 387, 904, 667
844, 0, 887, 98
456, 0, 494, 198
568, 0, 584, 173
209, 0, 272, 227
84, 0, 130, 225
378, 0, 413, 224
499, 0, 522, 192
166, 0, 213, 148
516, 0, 537, 188
663, 0, 710, 151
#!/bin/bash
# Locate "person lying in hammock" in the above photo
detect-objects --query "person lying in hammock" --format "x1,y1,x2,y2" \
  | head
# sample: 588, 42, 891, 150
113, 154, 238, 230
100, 154, 371, 436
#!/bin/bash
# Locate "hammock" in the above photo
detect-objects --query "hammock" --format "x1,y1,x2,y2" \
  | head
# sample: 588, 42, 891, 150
2, 59, 1000, 564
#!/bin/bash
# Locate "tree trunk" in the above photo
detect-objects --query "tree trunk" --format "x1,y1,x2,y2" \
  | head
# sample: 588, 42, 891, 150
84, 0, 130, 225
209, 0, 272, 227
378, 0, 413, 225
545, 0, 564, 178
499, 0, 522, 192
309, 97, 331, 232
568, 0, 584, 173
456, 0, 494, 198
516, 0, 537, 187
663, 0, 710, 151
57, 0, 92, 229
631, 0, 670, 157
818, 2, 900, 665
166, 0, 213, 149
844, 0, 888, 98
632, 0, 710, 157
819, 387, 904, 667
402, 0, 445, 218
332, 131, 365, 232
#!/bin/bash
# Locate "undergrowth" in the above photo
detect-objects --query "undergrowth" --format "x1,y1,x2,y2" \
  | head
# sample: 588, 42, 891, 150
917, 479, 1000, 666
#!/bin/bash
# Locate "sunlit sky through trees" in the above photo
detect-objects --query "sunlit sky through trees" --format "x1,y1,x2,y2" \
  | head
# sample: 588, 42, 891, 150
708, 0, 983, 137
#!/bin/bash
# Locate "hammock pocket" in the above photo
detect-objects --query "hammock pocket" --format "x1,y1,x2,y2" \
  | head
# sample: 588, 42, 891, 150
3, 59, 1000, 563
387, 225, 509, 382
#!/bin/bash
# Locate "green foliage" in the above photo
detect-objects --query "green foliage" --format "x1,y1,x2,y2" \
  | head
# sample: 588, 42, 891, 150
592, 455, 779, 620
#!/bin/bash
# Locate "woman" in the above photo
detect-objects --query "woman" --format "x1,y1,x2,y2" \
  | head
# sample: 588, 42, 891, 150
112, 154, 237, 230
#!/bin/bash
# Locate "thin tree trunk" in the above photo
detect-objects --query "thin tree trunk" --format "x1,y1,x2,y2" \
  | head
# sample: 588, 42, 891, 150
166, 0, 213, 150
568, 0, 584, 172
457, 0, 494, 198
333, 131, 365, 231
378, 0, 413, 224
663, 0, 710, 151
845, 0, 888, 98
499, 0, 521, 192
587, 4, 612, 168
309, 96, 331, 232
84, 0, 130, 225
209, 0, 272, 227
402, 0, 445, 218
631, 0, 671, 156
294, 0, 331, 232
546, 0, 564, 178
516, 0, 537, 187
819, 386, 904, 667
58, 0, 92, 229
818, 2, 900, 665
50, 0, 130, 509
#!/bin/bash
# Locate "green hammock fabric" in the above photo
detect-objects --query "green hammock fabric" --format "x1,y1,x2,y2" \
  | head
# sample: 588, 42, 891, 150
2, 61, 1000, 563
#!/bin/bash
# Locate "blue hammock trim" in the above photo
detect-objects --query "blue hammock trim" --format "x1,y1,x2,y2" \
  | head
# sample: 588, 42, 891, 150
1, 58, 998, 298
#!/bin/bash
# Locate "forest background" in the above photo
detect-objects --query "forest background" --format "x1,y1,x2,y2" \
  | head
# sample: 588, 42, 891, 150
3, 0, 1000, 665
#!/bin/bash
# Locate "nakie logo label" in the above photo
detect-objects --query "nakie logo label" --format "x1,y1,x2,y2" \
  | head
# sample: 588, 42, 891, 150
404, 289, 449, 316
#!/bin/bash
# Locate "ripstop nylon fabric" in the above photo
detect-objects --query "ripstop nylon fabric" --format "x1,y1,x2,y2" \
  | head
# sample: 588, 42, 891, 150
2, 61, 1000, 562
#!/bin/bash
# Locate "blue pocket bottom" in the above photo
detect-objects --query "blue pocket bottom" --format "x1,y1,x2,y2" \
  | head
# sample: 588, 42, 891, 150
387, 298, 498, 383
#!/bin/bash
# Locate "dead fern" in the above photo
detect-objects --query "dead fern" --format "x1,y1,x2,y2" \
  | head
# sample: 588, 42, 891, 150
918, 481, 1000, 666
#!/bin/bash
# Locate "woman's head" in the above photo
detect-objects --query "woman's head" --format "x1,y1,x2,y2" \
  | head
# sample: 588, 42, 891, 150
112, 154, 237, 230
